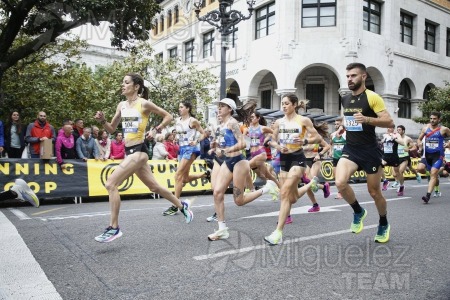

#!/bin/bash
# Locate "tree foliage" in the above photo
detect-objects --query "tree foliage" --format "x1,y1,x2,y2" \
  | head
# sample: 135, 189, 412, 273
0, 0, 161, 83
88, 44, 218, 128
414, 81, 450, 127
1, 42, 218, 130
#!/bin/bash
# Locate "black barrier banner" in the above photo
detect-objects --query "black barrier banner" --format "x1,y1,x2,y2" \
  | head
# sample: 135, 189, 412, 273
0, 159, 89, 198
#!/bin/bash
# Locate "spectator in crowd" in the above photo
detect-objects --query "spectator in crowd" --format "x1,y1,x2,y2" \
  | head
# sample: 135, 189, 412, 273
0, 178, 39, 207
110, 132, 125, 160
91, 125, 100, 140
57, 119, 73, 137
0, 119, 4, 157
145, 132, 155, 160
164, 132, 179, 160
72, 119, 84, 142
4, 111, 26, 158
25, 111, 56, 159
96, 130, 111, 160
55, 120, 77, 170
152, 134, 169, 160
171, 128, 179, 145
200, 128, 213, 160
76, 127, 99, 161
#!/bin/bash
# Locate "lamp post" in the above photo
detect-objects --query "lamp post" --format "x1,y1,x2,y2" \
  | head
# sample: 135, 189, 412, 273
193, 0, 256, 100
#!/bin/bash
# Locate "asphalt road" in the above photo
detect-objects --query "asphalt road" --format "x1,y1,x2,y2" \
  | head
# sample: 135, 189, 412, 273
1, 179, 449, 300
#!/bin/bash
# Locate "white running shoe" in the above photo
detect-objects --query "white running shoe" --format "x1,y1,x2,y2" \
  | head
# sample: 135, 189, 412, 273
391, 181, 399, 189
208, 228, 230, 241
206, 213, 218, 222
10, 179, 39, 207
433, 191, 441, 198
263, 180, 279, 201
264, 230, 283, 245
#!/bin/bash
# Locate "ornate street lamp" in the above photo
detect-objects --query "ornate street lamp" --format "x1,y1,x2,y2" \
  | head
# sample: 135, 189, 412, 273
193, 0, 256, 100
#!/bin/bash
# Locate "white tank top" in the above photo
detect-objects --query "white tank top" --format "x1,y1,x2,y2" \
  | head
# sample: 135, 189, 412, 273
175, 117, 197, 147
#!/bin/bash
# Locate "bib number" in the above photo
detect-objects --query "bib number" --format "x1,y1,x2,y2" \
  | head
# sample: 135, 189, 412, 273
344, 116, 362, 131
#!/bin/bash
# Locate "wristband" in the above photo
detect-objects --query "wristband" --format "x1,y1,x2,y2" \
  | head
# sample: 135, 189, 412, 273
304, 139, 308, 145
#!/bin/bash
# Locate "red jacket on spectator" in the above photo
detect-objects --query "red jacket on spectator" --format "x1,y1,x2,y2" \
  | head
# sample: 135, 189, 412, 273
164, 141, 179, 160
110, 140, 125, 159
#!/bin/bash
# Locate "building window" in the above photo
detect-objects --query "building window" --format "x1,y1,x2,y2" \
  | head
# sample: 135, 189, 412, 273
261, 90, 272, 109
210, 0, 215, 3
230, 25, 238, 48
201, 0, 206, 8
425, 21, 436, 52
398, 79, 411, 119
156, 52, 163, 60
306, 84, 325, 111
447, 28, 450, 57
169, 47, 178, 59
168, 10, 172, 28
184, 40, 194, 63
400, 12, 413, 45
175, 6, 179, 23
363, 0, 381, 34
154, 20, 158, 35
423, 84, 434, 100
160, 15, 164, 32
255, 2, 275, 39
203, 31, 214, 58
302, 0, 336, 28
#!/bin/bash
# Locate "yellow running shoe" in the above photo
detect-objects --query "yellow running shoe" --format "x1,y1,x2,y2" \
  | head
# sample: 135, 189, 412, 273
374, 224, 390, 243
350, 208, 367, 234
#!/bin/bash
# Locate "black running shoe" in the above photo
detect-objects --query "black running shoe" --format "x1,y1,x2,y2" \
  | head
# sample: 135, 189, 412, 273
162, 205, 178, 216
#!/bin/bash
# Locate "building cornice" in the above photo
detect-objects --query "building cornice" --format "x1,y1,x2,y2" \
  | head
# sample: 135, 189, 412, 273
393, 51, 450, 71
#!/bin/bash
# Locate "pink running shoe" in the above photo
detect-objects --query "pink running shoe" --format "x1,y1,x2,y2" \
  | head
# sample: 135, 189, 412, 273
301, 174, 310, 184
382, 180, 389, 191
285, 215, 293, 224
308, 205, 320, 212
397, 185, 404, 196
323, 182, 330, 198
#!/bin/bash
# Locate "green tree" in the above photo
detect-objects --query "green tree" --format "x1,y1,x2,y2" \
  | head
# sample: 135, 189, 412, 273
1, 36, 93, 123
0, 0, 161, 85
91, 43, 217, 129
1, 42, 217, 129
414, 81, 450, 127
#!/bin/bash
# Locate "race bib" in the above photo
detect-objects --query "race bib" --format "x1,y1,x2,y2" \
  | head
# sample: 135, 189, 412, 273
334, 144, 344, 151
122, 117, 139, 133
250, 137, 260, 147
384, 144, 393, 154
344, 116, 363, 131
425, 142, 438, 149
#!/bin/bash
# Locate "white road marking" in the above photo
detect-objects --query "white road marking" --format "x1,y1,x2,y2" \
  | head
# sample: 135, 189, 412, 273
8, 208, 31, 220
241, 197, 410, 219
0, 211, 62, 300
193, 197, 409, 261
193, 224, 379, 261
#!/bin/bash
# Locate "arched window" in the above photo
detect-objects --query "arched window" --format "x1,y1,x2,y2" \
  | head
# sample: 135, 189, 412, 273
398, 80, 411, 118
423, 84, 434, 100
154, 20, 158, 35
168, 10, 172, 28
175, 6, 179, 23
